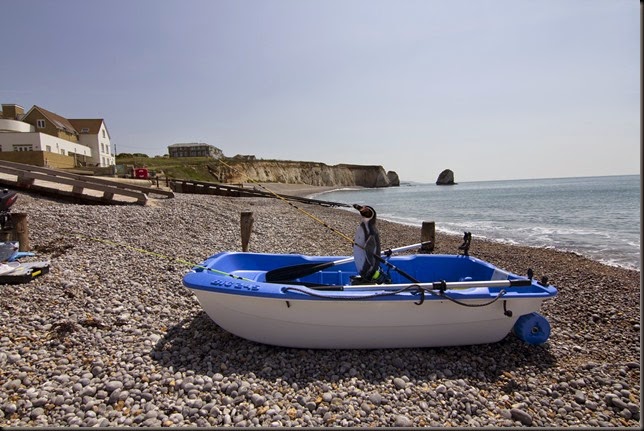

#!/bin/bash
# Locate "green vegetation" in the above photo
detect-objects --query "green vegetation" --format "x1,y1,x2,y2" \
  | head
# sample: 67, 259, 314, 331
116, 154, 218, 181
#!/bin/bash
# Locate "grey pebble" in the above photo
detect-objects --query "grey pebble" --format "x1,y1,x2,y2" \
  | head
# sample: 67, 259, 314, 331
104, 381, 123, 393
393, 377, 407, 390
394, 415, 413, 427
3, 403, 17, 415
610, 397, 629, 410
573, 390, 586, 404
510, 408, 533, 426
369, 393, 383, 405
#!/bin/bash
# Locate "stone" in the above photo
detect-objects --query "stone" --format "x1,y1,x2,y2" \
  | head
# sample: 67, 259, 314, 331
510, 408, 533, 426
436, 169, 456, 185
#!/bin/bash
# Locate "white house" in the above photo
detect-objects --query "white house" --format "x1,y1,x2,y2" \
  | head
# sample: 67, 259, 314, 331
0, 103, 115, 167
69, 118, 115, 167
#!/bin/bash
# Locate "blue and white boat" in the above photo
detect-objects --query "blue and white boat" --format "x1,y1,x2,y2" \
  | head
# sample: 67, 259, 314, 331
183, 249, 557, 349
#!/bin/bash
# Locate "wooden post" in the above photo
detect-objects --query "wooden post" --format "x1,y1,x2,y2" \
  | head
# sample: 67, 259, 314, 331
240, 211, 254, 252
15, 213, 30, 251
420, 221, 435, 253
2, 213, 30, 251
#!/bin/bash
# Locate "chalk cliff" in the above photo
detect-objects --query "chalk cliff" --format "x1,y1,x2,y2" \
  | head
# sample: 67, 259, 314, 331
211, 160, 399, 188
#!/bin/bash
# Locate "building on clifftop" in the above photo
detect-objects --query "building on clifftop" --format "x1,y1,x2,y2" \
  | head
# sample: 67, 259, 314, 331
168, 143, 223, 158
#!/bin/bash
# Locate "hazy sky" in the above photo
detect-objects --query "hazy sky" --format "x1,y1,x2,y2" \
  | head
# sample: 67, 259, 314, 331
1, 0, 639, 182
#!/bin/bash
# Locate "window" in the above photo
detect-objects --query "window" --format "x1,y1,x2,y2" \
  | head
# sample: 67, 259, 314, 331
37, 119, 45, 128
81, 128, 89, 133
102, 129, 106, 138
13, 145, 33, 151
46, 145, 52, 152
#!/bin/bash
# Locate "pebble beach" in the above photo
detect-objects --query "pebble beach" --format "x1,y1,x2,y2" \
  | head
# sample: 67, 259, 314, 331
1, 185, 640, 428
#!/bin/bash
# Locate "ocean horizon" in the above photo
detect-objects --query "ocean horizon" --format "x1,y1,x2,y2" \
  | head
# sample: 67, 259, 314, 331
314, 174, 641, 271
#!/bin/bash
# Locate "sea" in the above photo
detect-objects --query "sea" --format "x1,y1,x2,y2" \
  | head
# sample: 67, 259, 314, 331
314, 175, 641, 271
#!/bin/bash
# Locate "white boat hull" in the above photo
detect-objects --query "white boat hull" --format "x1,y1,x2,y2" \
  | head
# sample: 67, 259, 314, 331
191, 289, 546, 349
184, 252, 557, 349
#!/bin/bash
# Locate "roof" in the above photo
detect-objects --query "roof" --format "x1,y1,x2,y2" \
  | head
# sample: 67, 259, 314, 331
168, 143, 217, 148
22, 105, 109, 138
68, 119, 104, 134
30, 105, 78, 135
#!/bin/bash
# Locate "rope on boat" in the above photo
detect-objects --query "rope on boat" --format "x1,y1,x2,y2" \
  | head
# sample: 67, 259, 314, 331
282, 284, 508, 306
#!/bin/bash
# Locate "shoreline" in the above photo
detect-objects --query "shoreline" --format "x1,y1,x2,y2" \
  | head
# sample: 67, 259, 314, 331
292, 183, 640, 272
2, 190, 640, 427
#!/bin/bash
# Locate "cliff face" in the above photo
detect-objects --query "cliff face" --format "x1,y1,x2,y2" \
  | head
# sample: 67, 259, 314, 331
213, 160, 399, 188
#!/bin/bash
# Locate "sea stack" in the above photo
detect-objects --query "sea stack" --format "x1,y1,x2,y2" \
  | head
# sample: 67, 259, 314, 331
436, 169, 457, 185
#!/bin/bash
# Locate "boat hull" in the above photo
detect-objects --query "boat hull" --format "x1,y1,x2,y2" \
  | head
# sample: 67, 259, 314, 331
183, 252, 557, 349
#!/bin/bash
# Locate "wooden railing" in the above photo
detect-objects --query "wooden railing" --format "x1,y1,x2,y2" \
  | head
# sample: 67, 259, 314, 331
0, 160, 174, 205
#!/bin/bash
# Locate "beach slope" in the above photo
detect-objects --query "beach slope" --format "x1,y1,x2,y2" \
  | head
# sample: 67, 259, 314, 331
2, 188, 639, 427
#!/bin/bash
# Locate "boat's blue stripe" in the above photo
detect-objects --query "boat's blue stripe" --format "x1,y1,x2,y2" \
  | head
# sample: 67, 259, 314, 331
183, 274, 556, 302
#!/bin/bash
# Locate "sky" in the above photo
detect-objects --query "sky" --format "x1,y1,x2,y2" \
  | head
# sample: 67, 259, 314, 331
0, 0, 639, 183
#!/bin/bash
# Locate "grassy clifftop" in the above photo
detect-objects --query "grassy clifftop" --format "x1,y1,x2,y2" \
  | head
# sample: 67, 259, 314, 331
116, 155, 258, 182
115, 155, 399, 187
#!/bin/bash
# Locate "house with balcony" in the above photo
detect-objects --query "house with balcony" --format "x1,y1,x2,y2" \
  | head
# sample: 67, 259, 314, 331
0, 103, 115, 168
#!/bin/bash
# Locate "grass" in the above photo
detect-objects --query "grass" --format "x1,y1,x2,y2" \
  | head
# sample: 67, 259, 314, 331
115, 155, 214, 181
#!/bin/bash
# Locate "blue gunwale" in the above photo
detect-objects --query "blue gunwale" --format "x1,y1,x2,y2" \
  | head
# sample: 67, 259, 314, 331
182, 252, 558, 302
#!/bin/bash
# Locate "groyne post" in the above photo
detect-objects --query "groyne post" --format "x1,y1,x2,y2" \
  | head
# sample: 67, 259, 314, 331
0, 212, 30, 252
420, 221, 435, 253
240, 211, 254, 252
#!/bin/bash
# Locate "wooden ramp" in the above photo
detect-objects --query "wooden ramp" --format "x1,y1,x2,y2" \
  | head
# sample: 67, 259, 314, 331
0, 160, 174, 205
169, 179, 351, 208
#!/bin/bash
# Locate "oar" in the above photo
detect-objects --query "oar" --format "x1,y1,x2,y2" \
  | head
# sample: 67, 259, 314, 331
265, 241, 431, 283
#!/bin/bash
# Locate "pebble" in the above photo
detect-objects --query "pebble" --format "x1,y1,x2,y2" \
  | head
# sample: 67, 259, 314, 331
0, 191, 639, 427
510, 408, 533, 426
394, 415, 413, 427
392, 377, 407, 390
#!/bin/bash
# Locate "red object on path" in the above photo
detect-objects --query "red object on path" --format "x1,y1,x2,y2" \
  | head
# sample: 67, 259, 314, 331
134, 168, 148, 179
